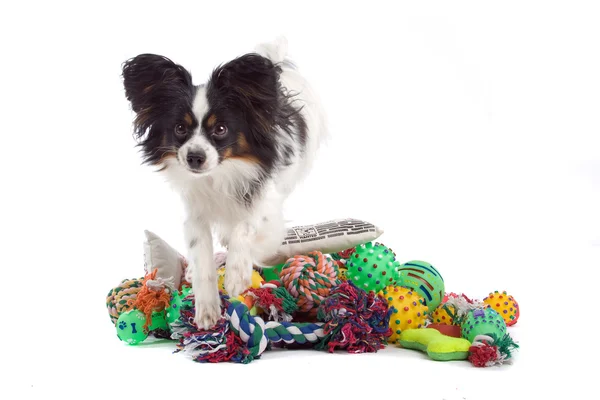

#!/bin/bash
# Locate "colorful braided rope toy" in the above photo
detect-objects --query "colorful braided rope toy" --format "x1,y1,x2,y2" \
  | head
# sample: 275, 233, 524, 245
106, 277, 143, 325
107, 233, 520, 366
170, 281, 391, 363
171, 291, 326, 363
279, 251, 340, 317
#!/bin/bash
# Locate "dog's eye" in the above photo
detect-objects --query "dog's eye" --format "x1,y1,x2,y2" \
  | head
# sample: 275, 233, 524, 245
214, 124, 228, 137
174, 123, 187, 137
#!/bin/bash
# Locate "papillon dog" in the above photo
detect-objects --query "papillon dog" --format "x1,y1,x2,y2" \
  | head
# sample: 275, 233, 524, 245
122, 37, 327, 328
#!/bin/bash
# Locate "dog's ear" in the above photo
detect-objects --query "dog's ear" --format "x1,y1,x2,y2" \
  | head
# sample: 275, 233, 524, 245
122, 54, 194, 137
209, 54, 283, 138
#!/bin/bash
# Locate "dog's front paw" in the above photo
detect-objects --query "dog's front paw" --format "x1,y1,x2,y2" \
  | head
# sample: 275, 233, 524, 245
194, 294, 221, 330
224, 259, 252, 297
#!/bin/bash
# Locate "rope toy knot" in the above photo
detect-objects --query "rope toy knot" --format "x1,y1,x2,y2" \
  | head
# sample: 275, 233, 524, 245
227, 301, 269, 361
227, 300, 325, 359
316, 281, 392, 353
172, 291, 326, 363
133, 269, 172, 331
279, 251, 340, 314
468, 333, 519, 367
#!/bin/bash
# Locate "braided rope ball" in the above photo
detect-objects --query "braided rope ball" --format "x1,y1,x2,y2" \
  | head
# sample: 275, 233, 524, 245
279, 251, 340, 314
106, 277, 144, 325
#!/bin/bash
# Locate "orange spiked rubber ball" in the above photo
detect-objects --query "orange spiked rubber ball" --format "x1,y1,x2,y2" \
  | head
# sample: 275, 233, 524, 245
381, 286, 428, 343
279, 251, 340, 314
483, 290, 519, 326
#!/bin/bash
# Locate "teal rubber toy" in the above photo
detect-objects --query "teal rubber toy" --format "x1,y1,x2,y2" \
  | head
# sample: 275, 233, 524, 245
461, 308, 507, 342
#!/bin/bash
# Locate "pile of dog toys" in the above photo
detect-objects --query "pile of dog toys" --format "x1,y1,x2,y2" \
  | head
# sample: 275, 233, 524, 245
106, 226, 519, 366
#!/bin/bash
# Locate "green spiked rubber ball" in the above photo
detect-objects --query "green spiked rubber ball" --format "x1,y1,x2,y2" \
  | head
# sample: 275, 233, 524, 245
346, 242, 400, 293
397, 260, 445, 312
180, 285, 192, 299
116, 309, 149, 345
461, 308, 507, 342
167, 287, 193, 325
167, 292, 183, 325
149, 311, 168, 331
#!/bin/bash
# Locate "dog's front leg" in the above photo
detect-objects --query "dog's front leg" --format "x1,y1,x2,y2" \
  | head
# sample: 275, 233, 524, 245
224, 221, 255, 297
185, 217, 221, 329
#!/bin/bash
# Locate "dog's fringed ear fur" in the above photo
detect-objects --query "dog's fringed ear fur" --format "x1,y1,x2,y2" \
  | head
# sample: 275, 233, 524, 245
208, 54, 284, 140
122, 54, 194, 138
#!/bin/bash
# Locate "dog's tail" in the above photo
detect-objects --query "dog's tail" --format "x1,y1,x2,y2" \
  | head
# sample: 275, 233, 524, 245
254, 36, 292, 66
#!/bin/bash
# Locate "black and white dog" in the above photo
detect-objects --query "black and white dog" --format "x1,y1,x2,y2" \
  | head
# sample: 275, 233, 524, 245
122, 38, 326, 328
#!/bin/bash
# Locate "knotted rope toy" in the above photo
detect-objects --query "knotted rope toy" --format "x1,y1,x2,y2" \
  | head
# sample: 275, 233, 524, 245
468, 334, 519, 367
170, 280, 391, 363
243, 284, 298, 321
316, 281, 392, 353
133, 269, 172, 331
279, 251, 340, 317
106, 277, 144, 325
170, 291, 326, 363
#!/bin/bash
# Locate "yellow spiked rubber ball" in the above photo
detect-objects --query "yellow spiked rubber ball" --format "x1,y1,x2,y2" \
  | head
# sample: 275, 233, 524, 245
217, 267, 264, 295
483, 290, 519, 326
381, 286, 429, 343
432, 303, 458, 325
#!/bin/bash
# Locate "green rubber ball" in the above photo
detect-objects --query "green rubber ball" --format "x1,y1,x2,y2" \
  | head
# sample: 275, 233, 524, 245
461, 308, 507, 342
346, 242, 400, 293
397, 260, 445, 312
116, 309, 148, 345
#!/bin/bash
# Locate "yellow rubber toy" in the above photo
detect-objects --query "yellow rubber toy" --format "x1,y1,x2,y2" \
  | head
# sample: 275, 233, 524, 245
217, 267, 264, 295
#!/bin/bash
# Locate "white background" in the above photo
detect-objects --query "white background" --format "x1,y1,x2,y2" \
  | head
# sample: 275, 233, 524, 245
2, 1, 599, 399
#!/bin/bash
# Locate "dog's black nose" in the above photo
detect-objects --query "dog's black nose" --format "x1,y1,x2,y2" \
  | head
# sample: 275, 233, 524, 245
186, 151, 206, 170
